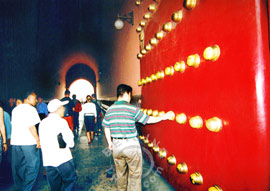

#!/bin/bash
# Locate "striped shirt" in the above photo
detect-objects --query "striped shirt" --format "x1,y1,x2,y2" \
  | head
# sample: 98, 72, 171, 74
102, 101, 150, 139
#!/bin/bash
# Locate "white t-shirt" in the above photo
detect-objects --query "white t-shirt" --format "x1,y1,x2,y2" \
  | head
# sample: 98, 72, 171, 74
39, 113, 74, 167
11, 104, 40, 145
81, 102, 97, 117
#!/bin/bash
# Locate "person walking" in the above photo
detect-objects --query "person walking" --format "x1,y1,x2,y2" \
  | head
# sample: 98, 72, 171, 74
39, 99, 76, 191
80, 95, 96, 144
91, 94, 103, 136
61, 89, 75, 131
102, 84, 174, 191
10, 92, 41, 191
37, 97, 48, 121
72, 94, 82, 133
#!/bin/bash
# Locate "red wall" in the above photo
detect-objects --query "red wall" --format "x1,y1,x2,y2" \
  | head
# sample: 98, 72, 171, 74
137, 0, 270, 190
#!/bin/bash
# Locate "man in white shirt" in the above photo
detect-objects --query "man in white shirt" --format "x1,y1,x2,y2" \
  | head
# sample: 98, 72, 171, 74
39, 99, 76, 191
11, 92, 41, 191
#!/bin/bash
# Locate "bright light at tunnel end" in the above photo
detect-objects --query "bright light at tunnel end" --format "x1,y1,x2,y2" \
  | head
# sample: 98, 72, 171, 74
69, 79, 94, 102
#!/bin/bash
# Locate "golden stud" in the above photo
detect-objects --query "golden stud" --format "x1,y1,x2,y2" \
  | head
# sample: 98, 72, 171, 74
185, 0, 197, 10
148, 142, 154, 148
172, 10, 183, 22
152, 110, 159, 117
165, 66, 174, 76
208, 185, 223, 191
163, 22, 173, 32
150, 37, 158, 45
177, 162, 188, 174
190, 172, 203, 185
145, 44, 152, 51
147, 109, 153, 116
137, 53, 143, 59
159, 149, 167, 159
176, 113, 187, 124
141, 78, 147, 85
141, 49, 147, 55
151, 74, 157, 81
139, 135, 145, 140
135, 0, 141, 6
148, 4, 157, 12
205, 117, 222, 132
203, 45, 220, 61
139, 20, 146, 27
155, 31, 164, 40
187, 54, 200, 68
189, 116, 203, 129
167, 155, 176, 165
156, 70, 165, 79
174, 61, 186, 73
144, 138, 149, 144
136, 26, 142, 33
146, 77, 152, 83
138, 80, 142, 86
143, 12, 151, 20
153, 145, 160, 153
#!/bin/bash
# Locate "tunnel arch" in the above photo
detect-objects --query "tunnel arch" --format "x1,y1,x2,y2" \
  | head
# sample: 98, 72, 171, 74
65, 63, 96, 90
56, 52, 99, 99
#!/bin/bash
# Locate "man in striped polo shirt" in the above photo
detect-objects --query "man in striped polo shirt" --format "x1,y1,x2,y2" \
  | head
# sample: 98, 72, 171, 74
103, 84, 173, 191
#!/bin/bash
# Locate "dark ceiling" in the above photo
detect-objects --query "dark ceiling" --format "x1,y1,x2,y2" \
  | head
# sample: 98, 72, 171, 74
0, 0, 125, 100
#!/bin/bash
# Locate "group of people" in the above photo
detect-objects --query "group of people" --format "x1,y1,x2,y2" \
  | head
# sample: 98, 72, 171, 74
0, 89, 104, 191
0, 92, 77, 190
61, 89, 103, 143
0, 84, 173, 191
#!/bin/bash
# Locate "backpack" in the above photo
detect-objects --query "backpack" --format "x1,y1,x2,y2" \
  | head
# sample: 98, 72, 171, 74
74, 100, 82, 112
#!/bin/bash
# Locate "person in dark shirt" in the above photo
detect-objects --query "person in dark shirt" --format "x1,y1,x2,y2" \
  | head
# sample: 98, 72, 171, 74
72, 94, 82, 133
91, 94, 102, 136
60, 90, 75, 132
5, 98, 15, 117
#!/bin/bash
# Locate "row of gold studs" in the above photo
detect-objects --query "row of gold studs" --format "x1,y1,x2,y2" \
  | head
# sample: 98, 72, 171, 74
136, 2, 159, 34
136, 10, 182, 59
136, 0, 198, 34
135, 0, 160, 7
140, 108, 224, 132
139, 135, 223, 190
138, 44, 221, 86
137, 0, 199, 59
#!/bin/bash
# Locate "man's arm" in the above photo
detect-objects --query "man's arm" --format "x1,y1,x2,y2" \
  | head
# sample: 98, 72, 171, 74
29, 126, 40, 148
0, 108, 7, 152
62, 122, 75, 148
146, 111, 175, 124
104, 127, 112, 150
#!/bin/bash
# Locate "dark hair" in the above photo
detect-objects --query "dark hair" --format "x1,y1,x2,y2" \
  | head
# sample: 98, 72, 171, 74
24, 91, 36, 99
117, 84, 132, 98
86, 95, 92, 101
64, 89, 70, 95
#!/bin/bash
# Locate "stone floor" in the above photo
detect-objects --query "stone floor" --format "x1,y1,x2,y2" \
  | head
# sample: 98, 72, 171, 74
0, 126, 175, 191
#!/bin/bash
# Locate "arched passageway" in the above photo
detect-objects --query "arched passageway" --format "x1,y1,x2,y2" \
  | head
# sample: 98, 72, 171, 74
69, 79, 95, 102
56, 52, 99, 99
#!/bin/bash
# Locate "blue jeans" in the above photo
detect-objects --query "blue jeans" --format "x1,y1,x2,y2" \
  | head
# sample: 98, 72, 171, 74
45, 159, 77, 191
11, 145, 40, 191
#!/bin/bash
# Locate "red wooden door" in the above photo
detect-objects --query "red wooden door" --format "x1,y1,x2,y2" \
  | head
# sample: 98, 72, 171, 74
138, 0, 270, 190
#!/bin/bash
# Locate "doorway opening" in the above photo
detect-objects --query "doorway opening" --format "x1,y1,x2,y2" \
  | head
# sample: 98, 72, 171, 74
69, 79, 94, 103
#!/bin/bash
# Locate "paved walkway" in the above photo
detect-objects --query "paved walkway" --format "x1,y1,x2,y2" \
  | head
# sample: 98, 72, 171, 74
0, 126, 175, 191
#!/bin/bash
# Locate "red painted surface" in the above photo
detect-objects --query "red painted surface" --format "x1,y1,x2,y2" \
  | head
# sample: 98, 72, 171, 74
140, 0, 270, 190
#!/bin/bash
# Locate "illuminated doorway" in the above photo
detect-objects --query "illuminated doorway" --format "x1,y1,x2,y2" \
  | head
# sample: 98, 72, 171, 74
69, 79, 94, 102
